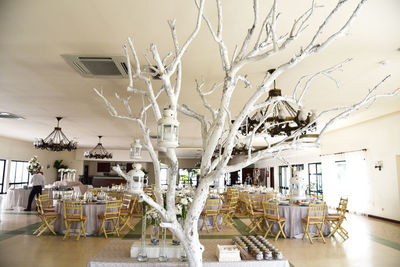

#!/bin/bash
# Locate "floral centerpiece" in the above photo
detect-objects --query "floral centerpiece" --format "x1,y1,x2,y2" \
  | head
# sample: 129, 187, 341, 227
27, 156, 41, 174
147, 208, 161, 245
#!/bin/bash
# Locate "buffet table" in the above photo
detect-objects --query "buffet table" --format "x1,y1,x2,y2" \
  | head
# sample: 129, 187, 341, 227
3, 188, 51, 210
87, 239, 290, 267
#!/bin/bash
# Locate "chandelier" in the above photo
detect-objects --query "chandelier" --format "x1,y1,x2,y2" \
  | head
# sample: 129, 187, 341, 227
84, 136, 112, 159
239, 69, 316, 137
34, 117, 77, 151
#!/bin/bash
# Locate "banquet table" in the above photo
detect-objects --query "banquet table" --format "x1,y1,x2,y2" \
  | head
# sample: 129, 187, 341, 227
3, 188, 52, 210
53, 201, 113, 235
269, 204, 330, 238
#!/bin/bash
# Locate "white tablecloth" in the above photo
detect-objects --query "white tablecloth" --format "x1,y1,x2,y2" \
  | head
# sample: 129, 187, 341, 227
3, 188, 51, 210
269, 204, 330, 238
87, 239, 290, 267
53, 201, 113, 235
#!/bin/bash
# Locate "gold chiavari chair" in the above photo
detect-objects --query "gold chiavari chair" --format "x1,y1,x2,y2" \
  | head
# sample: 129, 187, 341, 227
33, 197, 58, 237
98, 199, 123, 238
200, 198, 221, 232
107, 190, 123, 200
245, 198, 264, 233
119, 195, 139, 232
63, 200, 87, 240
302, 203, 327, 244
265, 191, 278, 201
39, 194, 55, 212
61, 191, 73, 199
219, 194, 239, 227
326, 197, 349, 240
237, 191, 249, 214
251, 194, 264, 212
262, 201, 287, 240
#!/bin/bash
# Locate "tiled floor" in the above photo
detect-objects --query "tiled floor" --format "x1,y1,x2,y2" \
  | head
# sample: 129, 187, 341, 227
0, 209, 399, 267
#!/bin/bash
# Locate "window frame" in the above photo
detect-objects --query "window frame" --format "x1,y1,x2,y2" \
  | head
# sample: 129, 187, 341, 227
308, 162, 323, 196
0, 159, 6, 194
9, 160, 31, 188
278, 165, 290, 194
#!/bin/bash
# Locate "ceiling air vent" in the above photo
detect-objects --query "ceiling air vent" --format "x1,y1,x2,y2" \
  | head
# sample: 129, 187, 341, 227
0, 112, 24, 120
61, 55, 129, 78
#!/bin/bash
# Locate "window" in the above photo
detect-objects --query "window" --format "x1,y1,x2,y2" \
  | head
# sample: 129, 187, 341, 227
335, 160, 346, 181
278, 166, 290, 194
9, 160, 30, 188
0, 160, 6, 194
308, 162, 322, 196
178, 168, 200, 187
292, 164, 304, 174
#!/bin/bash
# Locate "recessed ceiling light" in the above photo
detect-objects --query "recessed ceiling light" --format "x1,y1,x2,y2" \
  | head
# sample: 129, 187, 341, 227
0, 112, 25, 120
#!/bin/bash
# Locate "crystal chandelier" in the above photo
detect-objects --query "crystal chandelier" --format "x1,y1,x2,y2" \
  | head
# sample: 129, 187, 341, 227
34, 117, 77, 151
84, 136, 112, 159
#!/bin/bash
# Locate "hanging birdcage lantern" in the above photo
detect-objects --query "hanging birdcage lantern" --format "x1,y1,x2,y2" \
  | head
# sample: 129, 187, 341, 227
157, 108, 179, 148
128, 163, 145, 192
130, 139, 142, 160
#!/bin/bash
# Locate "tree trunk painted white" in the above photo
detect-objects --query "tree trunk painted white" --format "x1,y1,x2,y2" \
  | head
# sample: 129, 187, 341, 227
95, 1, 399, 266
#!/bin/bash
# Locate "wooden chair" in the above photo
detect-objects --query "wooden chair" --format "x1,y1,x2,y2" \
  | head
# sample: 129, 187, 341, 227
33, 197, 58, 237
219, 194, 239, 227
200, 198, 221, 232
107, 190, 123, 200
262, 201, 287, 240
119, 194, 138, 232
265, 191, 278, 201
251, 194, 264, 211
39, 194, 55, 212
61, 191, 73, 199
326, 197, 349, 240
63, 200, 87, 240
302, 203, 327, 244
98, 199, 123, 238
245, 198, 264, 233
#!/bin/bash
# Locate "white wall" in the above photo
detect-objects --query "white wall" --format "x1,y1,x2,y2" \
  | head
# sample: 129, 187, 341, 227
0, 136, 81, 188
321, 111, 400, 221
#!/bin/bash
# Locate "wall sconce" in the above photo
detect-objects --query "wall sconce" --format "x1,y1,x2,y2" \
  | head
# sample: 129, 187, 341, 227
374, 161, 383, 171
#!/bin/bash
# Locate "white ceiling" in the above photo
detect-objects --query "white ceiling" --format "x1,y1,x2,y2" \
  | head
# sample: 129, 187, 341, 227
0, 0, 399, 156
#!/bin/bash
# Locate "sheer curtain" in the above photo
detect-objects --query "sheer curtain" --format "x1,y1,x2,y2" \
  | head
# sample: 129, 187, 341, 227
322, 150, 368, 214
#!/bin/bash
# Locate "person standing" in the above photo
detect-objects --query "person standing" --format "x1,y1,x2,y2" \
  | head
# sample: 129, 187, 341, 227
24, 171, 45, 211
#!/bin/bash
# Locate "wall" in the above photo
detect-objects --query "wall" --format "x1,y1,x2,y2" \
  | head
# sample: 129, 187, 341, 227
320, 111, 400, 221
0, 136, 81, 188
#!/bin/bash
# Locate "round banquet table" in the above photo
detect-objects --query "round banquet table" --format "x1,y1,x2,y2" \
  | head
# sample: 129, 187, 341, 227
53, 201, 114, 236
3, 188, 52, 210
269, 204, 330, 238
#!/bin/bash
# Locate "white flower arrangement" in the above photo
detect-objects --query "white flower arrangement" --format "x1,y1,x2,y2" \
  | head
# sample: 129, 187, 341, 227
27, 156, 41, 174
147, 208, 161, 225
177, 187, 194, 206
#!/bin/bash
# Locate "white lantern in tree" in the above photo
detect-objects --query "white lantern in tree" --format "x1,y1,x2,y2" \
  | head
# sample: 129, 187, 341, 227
157, 108, 179, 148
127, 163, 145, 192
130, 139, 142, 160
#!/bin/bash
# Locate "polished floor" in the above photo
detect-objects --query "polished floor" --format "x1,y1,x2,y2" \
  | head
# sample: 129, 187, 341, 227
0, 207, 399, 267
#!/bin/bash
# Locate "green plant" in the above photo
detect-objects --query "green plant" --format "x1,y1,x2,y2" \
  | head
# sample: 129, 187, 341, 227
53, 160, 68, 170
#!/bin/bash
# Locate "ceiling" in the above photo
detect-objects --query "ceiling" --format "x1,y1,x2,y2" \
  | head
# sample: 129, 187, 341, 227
0, 0, 399, 157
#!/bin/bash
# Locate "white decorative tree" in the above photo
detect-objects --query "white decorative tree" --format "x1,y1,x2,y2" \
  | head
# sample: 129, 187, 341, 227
95, 0, 399, 266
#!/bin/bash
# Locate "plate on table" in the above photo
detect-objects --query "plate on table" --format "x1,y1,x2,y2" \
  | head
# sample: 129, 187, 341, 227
279, 201, 289, 205
299, 202, 309, 206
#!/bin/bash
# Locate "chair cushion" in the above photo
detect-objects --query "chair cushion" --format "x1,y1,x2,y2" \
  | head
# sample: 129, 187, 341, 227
43, 212, 58, 217
265, 215, 286, 222
65, 214, 86, 221
325, 215, 340, 221
98, 213, 119, 219
253, 211, 264, 216
302, 217, 323, 223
